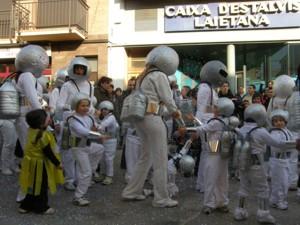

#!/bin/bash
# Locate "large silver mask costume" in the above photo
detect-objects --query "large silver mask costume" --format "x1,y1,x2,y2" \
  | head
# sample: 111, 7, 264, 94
71, 92, 90, 110
145, 45, 179, 75
200, 60, 228, 88
217, 97, 234, 117
15, 45, 49, 78
67, 57, 91, 81
244, 104, 267, 127
273, 75, 295, 98
55, 69, 68, 88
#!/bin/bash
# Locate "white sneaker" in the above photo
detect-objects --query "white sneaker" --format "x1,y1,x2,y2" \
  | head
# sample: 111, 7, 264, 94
16, 189, 26, 203
152, 199, 178, 208
276, 202, 288, 210
2, 168, 13, 176
73, 197, 90, 206
256, 210, 276, 224
102, 176, 113, 185
43, 207, 56, 215
122, 194, 146, 201
234, 207, 249, 221
64, 182, 76, 191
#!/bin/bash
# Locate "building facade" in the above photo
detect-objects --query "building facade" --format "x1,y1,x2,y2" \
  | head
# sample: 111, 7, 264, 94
0, 0, 109, 83
109, 0, 300, 92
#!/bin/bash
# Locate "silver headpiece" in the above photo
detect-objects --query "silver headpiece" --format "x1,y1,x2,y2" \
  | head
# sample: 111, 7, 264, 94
217, 97, 234, 117
70, 92, 90, 110
244, 104, 267, 127
273, 75, 295, 98
145, 46, 179, 75
55, 69, 68, 88
67, 57, 91, 81
98, 100, 114, 111
15, 45, 49, 78
270, 109, 289, 123
200, 60, 228, 88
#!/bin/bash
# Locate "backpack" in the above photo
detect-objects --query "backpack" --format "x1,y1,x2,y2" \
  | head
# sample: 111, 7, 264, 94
0, 72, 21, 119
206, 117, 236, 158
61, 115, 95, 150
120, 69, 159, 122
238, 126, 260, 171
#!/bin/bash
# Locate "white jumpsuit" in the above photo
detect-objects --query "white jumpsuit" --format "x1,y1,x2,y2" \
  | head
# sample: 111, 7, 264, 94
69, 113, 103, 199
15, 72, 43, 149
97, 113, 119, 177
269, 128, 295, 208
57, 79, 94, 185
195, 83, 218, 192
196, 118, 229, 209
122, 71, 178, 206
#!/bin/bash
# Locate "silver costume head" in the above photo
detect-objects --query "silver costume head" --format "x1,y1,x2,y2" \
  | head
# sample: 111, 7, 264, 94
200, 60, 228, 88
145, 45, 179, 75
37, 76, 49, 93
179, 155, 195, 175
270, 109, 289, 123
244, 104, 267, 127
15, 45, 49, 78
71, 92, 90, 110
67, 57, 91, 81
55, 69, 69, 88
273, 75, 295, 98
98, 100, 114, 111
217, 97, 235, 117
229, 116, 240, 129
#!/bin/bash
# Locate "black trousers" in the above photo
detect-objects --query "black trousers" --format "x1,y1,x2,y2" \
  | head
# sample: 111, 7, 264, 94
20, 165, 50, 213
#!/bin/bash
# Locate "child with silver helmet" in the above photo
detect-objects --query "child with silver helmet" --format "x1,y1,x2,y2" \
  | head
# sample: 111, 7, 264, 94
67, 93, 105, 206
268, 109, 296, 210
189, 97, 235, 214
95, 100, 119, 185
234, 104, 298, 224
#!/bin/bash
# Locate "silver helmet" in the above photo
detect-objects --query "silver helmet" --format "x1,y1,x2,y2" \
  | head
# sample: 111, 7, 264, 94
145, 45, 179, 75
15, 45, 49, 78
55, 69, 68, 88
270, 109, 289, 123
217, 97, 234, 117
98, 100, 114, 111
229, 116, 240, 129
244, 104, 267, 127
179, 155, 195, 175
67, 57, 91, 80
273, 75, 295, 98
70, 92, 90, 110
200, 60, 228, 88
37, 76, 49, 93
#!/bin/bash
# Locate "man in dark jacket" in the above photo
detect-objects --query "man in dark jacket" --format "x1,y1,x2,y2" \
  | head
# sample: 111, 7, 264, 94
94, 76, 113, 105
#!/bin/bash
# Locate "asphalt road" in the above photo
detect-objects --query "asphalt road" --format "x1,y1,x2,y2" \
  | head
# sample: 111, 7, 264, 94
1, 150, 300, 225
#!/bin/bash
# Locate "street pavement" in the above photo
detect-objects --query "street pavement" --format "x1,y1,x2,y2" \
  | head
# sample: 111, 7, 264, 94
1, 150, 300, 225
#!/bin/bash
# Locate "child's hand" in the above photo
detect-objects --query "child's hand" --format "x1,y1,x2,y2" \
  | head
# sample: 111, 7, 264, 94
99, 135, 111, 142
178, 127, 186, 136
94, 110, 101, 118
91, 125, 97, 132
191, 132, 198, 141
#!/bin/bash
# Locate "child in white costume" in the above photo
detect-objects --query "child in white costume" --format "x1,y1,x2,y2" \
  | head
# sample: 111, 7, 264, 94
269, 109, 295, 210
57, 57, 95, 191
234, 104, 297, 224
96, 100, 119, 185
193, 97, 235, 214
68, 93, 104, 206
195, 61, 228, 193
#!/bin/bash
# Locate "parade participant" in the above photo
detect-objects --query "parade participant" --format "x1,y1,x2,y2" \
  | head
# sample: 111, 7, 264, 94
18, 109, 64, 214
195, 60, 228, 193
49, 68, 69, 118
0, 119, 17, 175
234, 104, 297, 224
193, 97, 235, 214
122, 45, 183, 208
14, 45, 49, 150
96, 100, 119, 185
68, 93, 104, 206
269, 109, 295, 210
57, 57, 94, 191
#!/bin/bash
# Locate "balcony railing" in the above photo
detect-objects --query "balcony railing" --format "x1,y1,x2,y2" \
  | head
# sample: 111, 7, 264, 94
17, 0, 88, 36
0, 10, 14, 39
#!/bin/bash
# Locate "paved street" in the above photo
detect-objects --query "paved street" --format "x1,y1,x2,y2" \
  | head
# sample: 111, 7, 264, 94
1, 150, 300, 225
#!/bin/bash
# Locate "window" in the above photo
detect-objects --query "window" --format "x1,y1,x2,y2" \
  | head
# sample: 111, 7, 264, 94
135, 9, 157, 31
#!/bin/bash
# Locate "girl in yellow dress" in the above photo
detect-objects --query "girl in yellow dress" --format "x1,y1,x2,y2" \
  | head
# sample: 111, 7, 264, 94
19, 109, 64, 214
